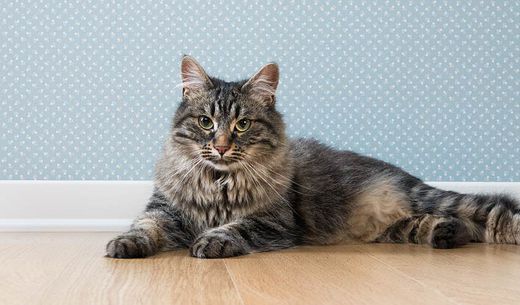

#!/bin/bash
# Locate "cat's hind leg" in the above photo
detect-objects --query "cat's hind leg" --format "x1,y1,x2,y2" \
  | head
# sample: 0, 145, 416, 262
376, 214, 471, 249
410, 183, 520, 245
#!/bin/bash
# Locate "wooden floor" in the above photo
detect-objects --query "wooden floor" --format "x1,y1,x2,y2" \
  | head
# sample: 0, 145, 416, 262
1, 233, 520, 305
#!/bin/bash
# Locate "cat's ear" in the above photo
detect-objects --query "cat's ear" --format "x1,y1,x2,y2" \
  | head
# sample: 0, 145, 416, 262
181, 55, 213, 96
242, 63, 279, 105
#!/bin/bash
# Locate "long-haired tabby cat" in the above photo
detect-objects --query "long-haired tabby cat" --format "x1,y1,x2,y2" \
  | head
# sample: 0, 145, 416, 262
106, 56, 520, 259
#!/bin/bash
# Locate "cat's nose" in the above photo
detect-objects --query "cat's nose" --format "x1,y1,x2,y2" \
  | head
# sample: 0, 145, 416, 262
214, 145, 230, 156
213, 134, 230, 156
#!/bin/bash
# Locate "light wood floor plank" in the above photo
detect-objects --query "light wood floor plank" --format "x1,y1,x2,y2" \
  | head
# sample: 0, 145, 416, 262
1, 233, 519, 305
0, 233, 242, 305
224, 245, 456, 305
355, 243, 520, 305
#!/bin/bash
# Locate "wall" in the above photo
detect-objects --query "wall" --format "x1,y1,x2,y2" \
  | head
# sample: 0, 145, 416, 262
1, 0, 519, 181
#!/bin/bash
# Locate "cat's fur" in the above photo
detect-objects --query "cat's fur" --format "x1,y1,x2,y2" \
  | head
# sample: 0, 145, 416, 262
106, 56, 520, 259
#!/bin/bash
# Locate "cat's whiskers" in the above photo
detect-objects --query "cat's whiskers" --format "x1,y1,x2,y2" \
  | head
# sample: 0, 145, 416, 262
197, 148, 219, 161
239, 161, 295, 212
238, 161, 291, 220
238, 160, 303, 217
245, 155, 315, 193
238, 160, 265, 191
166, 158, 206, 195
240, 161, 286, 200
241, 161, 300, 217
234, 149, 297, 192
241, 158, 310, 196
238, 162, 276, 216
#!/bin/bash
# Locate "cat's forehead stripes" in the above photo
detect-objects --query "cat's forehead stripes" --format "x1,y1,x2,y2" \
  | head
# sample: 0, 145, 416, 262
210, 84, 242, 119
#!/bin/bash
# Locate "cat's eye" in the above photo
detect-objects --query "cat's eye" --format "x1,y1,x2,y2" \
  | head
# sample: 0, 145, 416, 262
235, 118, 251, 132
198, 116, 214, 130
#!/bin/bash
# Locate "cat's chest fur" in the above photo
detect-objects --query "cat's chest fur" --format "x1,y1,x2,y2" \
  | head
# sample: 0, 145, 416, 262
157, 163, 276, 228
180, 170, 255, 226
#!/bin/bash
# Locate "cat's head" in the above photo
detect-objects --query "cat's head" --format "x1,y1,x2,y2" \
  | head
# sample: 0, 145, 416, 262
171, 56, 286, 172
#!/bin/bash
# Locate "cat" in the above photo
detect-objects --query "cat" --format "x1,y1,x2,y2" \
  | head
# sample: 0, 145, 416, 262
106, 56, 520, 259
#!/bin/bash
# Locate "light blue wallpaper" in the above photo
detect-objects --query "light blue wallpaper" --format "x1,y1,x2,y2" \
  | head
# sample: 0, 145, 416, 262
1, 1, 519, 181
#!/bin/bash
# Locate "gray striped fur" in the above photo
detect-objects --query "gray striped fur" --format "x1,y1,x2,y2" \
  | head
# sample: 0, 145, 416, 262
106, 57, 520, 259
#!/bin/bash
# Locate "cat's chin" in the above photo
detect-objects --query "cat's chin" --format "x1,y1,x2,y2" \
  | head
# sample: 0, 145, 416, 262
209, 161, 231, 171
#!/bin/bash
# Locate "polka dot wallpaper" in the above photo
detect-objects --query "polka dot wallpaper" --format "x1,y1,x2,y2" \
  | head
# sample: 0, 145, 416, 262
1, 1, 518, 181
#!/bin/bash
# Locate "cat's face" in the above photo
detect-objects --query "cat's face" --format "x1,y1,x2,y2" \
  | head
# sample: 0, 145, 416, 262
171, 56, 286, 172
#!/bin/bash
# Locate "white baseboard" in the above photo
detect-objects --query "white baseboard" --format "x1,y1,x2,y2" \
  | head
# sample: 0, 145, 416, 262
0, 180, 152, 232
0, 180, 519, 232
0, 218, 132, 232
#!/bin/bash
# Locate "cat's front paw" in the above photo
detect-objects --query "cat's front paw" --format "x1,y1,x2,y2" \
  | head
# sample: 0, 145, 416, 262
190, 230, 249, 258
106, 233, 156, 258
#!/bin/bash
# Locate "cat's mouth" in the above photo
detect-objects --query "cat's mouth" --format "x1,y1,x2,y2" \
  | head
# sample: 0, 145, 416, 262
206, 156, 243, 171
209, 159, 232, 171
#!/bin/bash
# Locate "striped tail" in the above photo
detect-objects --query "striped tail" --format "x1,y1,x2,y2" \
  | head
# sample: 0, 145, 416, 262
410, 183, 520, 244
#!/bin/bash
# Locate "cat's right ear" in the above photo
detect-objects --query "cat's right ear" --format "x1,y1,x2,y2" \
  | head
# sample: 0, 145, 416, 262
181, 55, 213, 97
241, 63, 279, 106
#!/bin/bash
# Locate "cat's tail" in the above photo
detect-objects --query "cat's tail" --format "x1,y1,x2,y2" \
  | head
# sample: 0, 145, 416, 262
409, 183, 520, 244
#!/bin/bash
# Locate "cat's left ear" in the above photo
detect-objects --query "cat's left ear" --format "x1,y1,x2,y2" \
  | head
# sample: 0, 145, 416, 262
241, 63, 279, 106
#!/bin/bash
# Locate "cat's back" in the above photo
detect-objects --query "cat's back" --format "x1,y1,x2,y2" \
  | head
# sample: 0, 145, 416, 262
288, 137, 382, 204
288, 138, 404, 179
